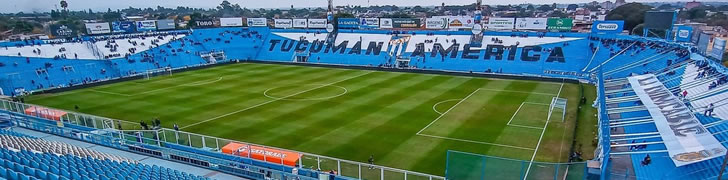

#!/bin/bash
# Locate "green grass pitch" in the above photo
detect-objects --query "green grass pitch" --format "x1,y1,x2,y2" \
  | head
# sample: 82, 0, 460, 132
26, 63, 596, 176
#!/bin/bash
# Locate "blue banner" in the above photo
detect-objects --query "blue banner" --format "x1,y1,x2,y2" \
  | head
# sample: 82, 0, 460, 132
675, 26, 693, 42
337, 18, 360, 29
711, 38, 726, 60
112, 21, 135, 33
591, 20, 624, 34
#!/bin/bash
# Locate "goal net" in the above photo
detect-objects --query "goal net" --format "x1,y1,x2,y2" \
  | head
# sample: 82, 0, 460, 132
144, 67, 172, 80
548, 97, 567, 122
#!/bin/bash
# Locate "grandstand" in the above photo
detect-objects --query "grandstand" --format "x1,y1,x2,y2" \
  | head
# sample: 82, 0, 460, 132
0, 17, 726, 180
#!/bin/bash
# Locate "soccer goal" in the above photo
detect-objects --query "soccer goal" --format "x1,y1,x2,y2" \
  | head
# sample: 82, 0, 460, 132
144, 67, 172, 80
548, 97, 567, 122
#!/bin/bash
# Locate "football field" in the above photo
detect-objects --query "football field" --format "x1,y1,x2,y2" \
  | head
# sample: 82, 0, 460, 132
26, 63, 594, 176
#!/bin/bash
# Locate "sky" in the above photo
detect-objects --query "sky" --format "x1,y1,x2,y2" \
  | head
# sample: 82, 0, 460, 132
0, 0, 700, 13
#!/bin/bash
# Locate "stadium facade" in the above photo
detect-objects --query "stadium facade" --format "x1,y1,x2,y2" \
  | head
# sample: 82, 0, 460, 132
0, 16, 726, 180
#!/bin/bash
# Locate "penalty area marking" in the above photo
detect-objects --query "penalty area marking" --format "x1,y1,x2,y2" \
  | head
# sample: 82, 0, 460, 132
506, 102, 551, 130
432, 99, 462, 115
263, 84, 348, 101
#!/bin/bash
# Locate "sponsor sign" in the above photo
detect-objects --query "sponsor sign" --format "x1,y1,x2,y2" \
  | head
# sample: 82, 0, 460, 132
391, 18, 421, 29
674, 26, 692, 42
25, 106, 67, 121
516, 18, 547, 30
307, 19, 327, 28
337, 18, 359, 29
85, 23, 111, 34
439, 16, 475, 29
194, 19, 215, 28
591, 20, 624, 34
426, 18, 448, 29
710, 38, 726, 60
222, 142, 301, 167
628, 74, 727, 167
220, 18, 243, 27
136, 20, 157, 31
112, 21, 135, 33
156, 19, 176, 30
50, 24, 76, 37
547, 18, 573, 32
359, 18, 379, 29
292, 19, 307, 28
274, 19, 293, 28
380, 18, 393, 28
247, 18, 267, 27
485, 18, 515, 29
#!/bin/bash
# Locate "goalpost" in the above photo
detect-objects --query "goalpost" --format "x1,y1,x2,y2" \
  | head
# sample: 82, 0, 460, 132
548, 97, 568, 122
144, 67, 172, 80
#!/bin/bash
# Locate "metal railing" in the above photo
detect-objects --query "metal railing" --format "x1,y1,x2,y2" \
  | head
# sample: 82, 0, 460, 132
0, 99, 445, 180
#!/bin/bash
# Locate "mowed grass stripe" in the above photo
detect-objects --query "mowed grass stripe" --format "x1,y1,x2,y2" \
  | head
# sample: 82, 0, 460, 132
190, 72, 417, 145
180, 70, 372, 130
216, 72, 406, 144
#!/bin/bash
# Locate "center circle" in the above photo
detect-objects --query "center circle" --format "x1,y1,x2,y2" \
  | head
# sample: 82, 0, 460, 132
263, 84, 348, 101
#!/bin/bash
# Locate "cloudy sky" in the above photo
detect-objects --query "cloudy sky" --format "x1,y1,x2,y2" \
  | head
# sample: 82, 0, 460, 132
0, 0, 693, 13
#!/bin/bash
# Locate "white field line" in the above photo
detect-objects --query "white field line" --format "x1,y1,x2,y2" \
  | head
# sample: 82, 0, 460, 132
431, 99, 462, 115
416, 89, 481, 135
507, 102, 550, 129
477, 88, 558, 96
416, 133, 535, 151
180, 71, 372, 129
523, 80, 564, 180
90, 76, 225, 97
506, 102, 526, 125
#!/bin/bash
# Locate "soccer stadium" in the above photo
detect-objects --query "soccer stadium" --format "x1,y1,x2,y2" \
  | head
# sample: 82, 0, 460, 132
0, 0, 727, 180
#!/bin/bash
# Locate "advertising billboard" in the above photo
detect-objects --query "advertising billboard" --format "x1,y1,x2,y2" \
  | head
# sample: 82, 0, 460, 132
337, 18, 359, 29
433, 16, 474, 29
426, 18, 448, 29
674, 26, 693, 42
644, 11, 676, 30
515, 18, 548, 30
391, 18, 421, 29
112, 21, 135, 33
274, 19, 293, 28
711, 38, 726, 60
136, 20, 157, 31
247, 18, 267, 27
194, 19, 216, 28
220, 18, 244, 27
546, 18, 573, 32
156, 19, 176, 30
292, 19, 307, 28
485, 18, 515, 29
359, 18, 379, 29
380, 18, 393, 28
50, 24, 76, 37
307, 19, 327, 28
85, 23, 111, 34
697, 32, 711, 54
591, 20, 624, 34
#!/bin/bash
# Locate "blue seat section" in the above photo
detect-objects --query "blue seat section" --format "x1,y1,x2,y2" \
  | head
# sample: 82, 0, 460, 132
0, 147, 210, 180
0, 130, 210, 180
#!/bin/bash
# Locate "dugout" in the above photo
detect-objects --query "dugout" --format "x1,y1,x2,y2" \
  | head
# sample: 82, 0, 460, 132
222, 142, 302, 167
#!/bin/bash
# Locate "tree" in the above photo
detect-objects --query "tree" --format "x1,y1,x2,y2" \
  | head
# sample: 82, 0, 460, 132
567, 4, 578, 11
60, 0, 68, 10
656, 4, 673, 10
549, 10, 568, 18
334, 13, 355, 18
606, 3, 653, 33
538, 5, 553, 12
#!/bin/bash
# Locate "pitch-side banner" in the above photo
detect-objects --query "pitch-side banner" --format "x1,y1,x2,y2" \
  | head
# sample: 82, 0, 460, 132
85, 23, 111, 34
433, 16, 474, 29
112, 21, 135, 33
307, 19, 326, 28
485, 18, 515, 29
292, 19, 307, 28
426, 18, 448, 29
628, 74, 727, 167
220, 18, 243, 27
359, 18, 379, 29
247, 18, 267, 27
515, 18, 547, 30
274, 19, 293, 28
136, 20, 157, 31
380, 18, 393, 28
156, 20, 176, 30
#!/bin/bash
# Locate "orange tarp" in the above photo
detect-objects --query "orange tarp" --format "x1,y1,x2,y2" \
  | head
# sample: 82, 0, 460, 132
222, 142, 301, 166
24, 106, 67, 121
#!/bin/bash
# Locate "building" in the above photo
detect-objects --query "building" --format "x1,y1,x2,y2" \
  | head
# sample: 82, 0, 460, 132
686, 0, 702, 10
